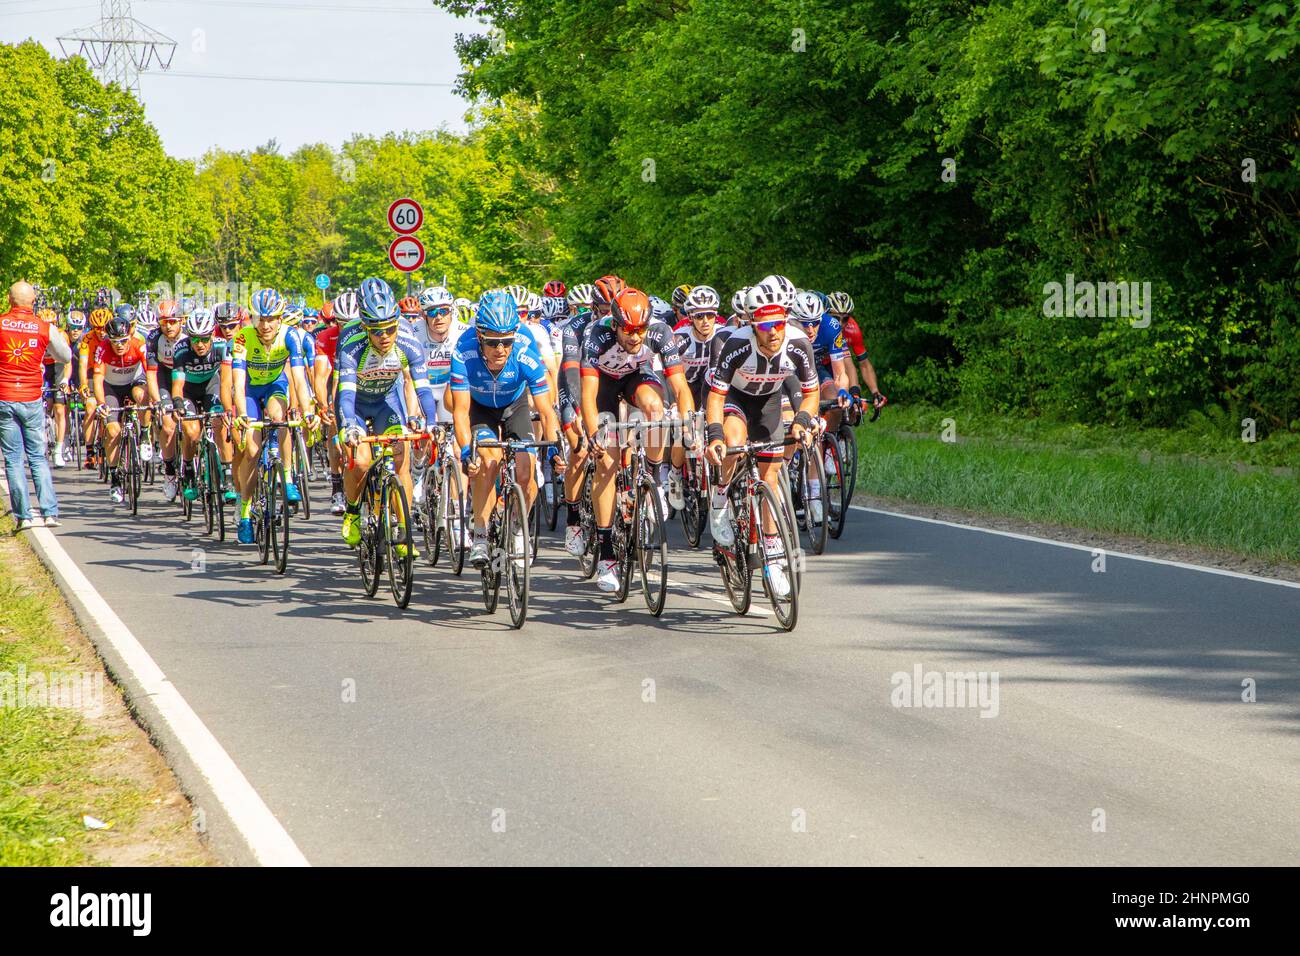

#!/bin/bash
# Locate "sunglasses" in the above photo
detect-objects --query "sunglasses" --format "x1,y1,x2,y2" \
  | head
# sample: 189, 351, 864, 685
367, 324, 398, 335
478, 336, 515, 350
189, 335, 213, 344
691, 312, 720, 321
426, 307, 452, 318
754, 320, 787, 332
108, 337, 131, 346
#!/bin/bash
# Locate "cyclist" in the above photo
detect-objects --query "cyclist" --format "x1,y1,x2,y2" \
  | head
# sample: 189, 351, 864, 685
520, 291, 559, 394
315, 292, 353, 514
580, 287, 693, 592
566, 282, 594, 321
229, 288, 310, 544
450, 290, 560, 569
826, 291, 887, 413
170, 309, 234, 502
666, 284, 723, 509
670, 284, 693, 328
92, 313, 149, 505
146, 301, 186, 501
408, 285, 466, 508
558, 289, 600, 556
704, 285, 820, 599
336, 278, 440, 553
77, 306, 113, 469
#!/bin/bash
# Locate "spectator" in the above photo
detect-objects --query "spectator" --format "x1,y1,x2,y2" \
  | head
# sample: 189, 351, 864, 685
0, 280, 71, 530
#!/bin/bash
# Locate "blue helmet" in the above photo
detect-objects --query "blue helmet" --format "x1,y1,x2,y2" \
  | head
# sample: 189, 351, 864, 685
113, 303, 136, 324
251, 288, 285, 317
476, 290, 521, 335
358, 277, 399, 328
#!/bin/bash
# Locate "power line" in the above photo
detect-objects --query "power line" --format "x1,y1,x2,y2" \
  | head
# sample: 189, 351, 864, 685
0, 3, 97, 14
139, 0, 441, 12
152, 70, 454, 87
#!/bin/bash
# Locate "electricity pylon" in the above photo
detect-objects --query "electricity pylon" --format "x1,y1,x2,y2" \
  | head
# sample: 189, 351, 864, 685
57, 0, 176, 97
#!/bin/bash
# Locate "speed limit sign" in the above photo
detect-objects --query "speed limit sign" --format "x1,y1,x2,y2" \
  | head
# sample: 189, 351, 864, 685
387, 198, 423, 235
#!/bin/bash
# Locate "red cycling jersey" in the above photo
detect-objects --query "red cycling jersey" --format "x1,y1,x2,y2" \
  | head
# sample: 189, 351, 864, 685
314, 324, 340, 368
839, 316, 867, 362
92, 338, 147, 386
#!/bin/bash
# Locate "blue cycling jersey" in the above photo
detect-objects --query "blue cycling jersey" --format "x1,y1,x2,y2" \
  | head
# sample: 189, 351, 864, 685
336, 323, 438, 429
292, 326, 316, 367
807, 314, 850, 366
449, 327, 549, 408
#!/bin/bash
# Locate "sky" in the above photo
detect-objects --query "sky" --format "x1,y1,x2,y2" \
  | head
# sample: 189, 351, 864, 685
0, 0, 486, 160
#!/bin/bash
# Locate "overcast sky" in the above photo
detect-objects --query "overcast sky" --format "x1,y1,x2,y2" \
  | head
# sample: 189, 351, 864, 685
1, 0, 485, 160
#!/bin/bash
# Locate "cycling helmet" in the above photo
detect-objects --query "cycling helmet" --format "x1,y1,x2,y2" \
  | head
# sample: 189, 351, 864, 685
251, 288, 285, 318
136, 305, 159, 333
398, 295, 422, 317
757, 274, 798, 310
684, 285, 721, 315
358, 278, 399, 328
611, 288, 652, 333
791, 290, 826, 324
648, 295, 674, 325
826, 291, 854, 315
502, 285, 529, 310
320, 302, 335, 322
156, 299, 178, 320
541, 296, 567, 321
671, 284, 693, 311
592, 275, 626, 309
543, 280, 567, 298
89, 307, 112, 329
524, 291, 543, 317
567, 283, 595, 307
185, 309, 217, 337
745, 283, 787, 315
67, 310, 87, 332
730, 288, 751, 317
282, 307, 303, 327
333, 290, 359, 322
213, 302, 233, 321
114, 303, 136, 324
476, 290, 521, 335
105, 315, 132, 340
419, 286, 455, 310
454, 298, 475, 324
37, 307, 57, 323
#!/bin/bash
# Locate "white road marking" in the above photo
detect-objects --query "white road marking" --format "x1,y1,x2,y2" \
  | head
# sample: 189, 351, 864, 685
850, 504, 1300, 590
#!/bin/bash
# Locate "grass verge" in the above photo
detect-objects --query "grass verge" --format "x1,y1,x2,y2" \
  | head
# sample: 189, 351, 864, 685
0, 514, 212, 866
854, 409, 1300, 565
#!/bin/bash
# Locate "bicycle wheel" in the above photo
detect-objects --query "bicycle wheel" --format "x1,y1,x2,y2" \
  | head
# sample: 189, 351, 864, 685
201, 448, 215, 535
481, 510, 502, 614
269, 462, 290, 575
254, 469, 271, 565
800, 443, 828, 556
824, 439, 848, 540
528, 489, 541, 563
755, 482, 798, 631
212, 445, 227, 542
381, 473, 413, 609
293, 429, 311, 521
612, 485, 634, 604
636, 481, 668, 616
503, 483, 529, 628
577, 469, 598, 580
445, 462, 466, 576
425, 466, 441, 566
358, 476, 382, 597
838, 425, 858, 501
181, 456, 193, 522
124, 431, 139, 517
716, 510, 752, 617
680, 456, 703, 549
545, 466, 561, 532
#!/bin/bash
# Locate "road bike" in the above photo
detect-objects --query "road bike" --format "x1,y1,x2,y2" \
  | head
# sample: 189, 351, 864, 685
242, 419, 304, 575
420, 425, 467, 576
99, 401, 160, 517
350, 431, 429, 609
178, 407, 230, 541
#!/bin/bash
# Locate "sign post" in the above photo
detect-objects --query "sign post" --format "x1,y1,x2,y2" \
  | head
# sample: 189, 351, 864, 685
387, 198, 425, 296
315, 273, 330, 307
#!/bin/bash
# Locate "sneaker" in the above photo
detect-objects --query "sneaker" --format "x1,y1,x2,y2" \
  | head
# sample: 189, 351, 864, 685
596, 559, 619, 593
341, 512, 360, 547
83, 454, 97, 470
564, 524, 586, 556
469, 538, 489, 568
42, 515, 61, 528
656, 484, 670, 521
809, 497, 823, 525
284, 482, 301, 504
224, 487, 238, 502
765, 561, 792, 599
163, 475, 179, 502
330, 491, 346, 515
513, 529, 528, 569
182, 483, 199, 502
394, 541, 418, 560
667, 471, 686, 511
110, 485, 124, 505
709, 504, 734, 547
16, 518, 35, 531
52, 446, 66, 469
140, 442, 154, 463
237, 517, 254, 544
412, 474, 425, 505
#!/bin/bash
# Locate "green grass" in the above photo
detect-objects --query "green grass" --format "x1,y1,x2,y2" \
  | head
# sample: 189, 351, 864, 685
854, 410, 1300, 565
0, 522, 150, 866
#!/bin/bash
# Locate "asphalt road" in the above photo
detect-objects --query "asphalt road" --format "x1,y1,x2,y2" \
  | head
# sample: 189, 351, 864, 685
36, 462, 1300, 865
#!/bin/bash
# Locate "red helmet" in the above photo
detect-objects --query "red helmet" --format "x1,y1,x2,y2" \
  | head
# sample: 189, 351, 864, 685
398, 295, 421, 317
157, 299, 179, 320
592, 275, 627, 309
320, 302, 335, 322
611, 288, 652, 333
543, 280, 567, 298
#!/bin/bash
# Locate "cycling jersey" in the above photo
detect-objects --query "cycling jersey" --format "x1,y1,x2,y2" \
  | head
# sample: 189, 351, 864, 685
806, 314, 849, 367
411, 317, 469, 422
838, 315, 868, 362
707, 326, 818, 399
292, 326, 316, 368
580, 320, 683, 381
673, 326, 720, 388
314, 324, 340, 369
145, 328, 182, 371
450, 327, 549, 409
522, 321, 556, 366
335, 323, 438, 430
228, 325, 304, 386
172, 338, 230, 385
92, 338, 148, 387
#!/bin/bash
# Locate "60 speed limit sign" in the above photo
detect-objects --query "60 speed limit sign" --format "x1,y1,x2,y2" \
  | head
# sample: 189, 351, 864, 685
387, 198, 423, 234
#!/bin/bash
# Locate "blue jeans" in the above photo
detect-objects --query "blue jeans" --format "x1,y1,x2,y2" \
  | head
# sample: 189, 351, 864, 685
0, 399, 58, 520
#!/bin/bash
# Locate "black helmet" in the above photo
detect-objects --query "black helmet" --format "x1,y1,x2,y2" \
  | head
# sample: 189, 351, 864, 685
105, 315, 133, 340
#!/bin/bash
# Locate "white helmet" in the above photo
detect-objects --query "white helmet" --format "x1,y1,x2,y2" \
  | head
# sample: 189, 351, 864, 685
333, 291, 360, 321
790, 291, 826, 323
503, 284, 529, 308
419, 285, 454, 310
525, 291, 543, 316
684, 285, 721, 315
184, 308, 217, 337
758, 274, 798, 310
745, 282, 787, 314
730, 287, 750, 316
